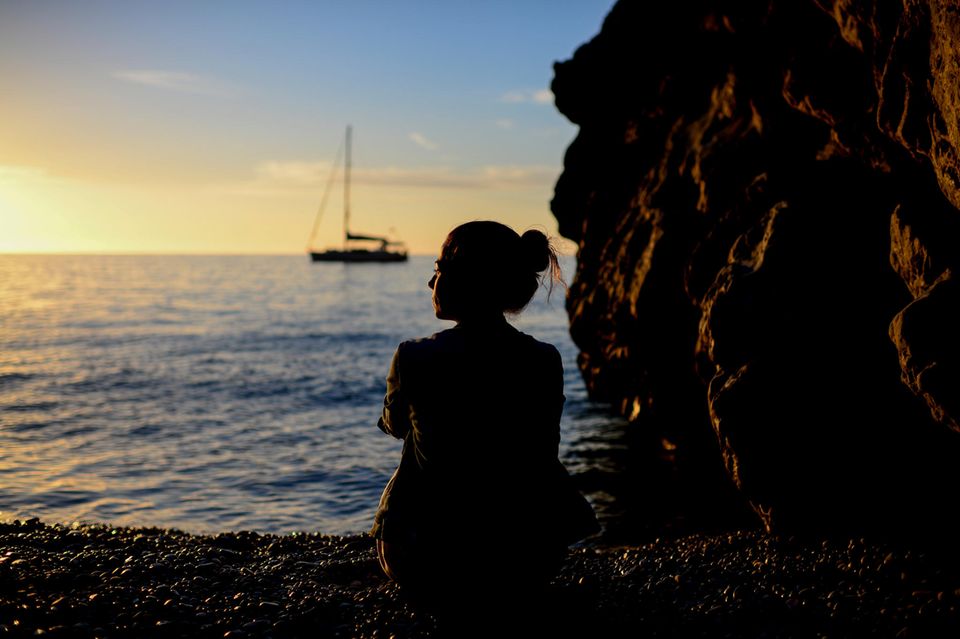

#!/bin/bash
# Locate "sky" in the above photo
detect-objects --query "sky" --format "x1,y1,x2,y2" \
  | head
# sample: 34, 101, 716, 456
0, 0, 614, 255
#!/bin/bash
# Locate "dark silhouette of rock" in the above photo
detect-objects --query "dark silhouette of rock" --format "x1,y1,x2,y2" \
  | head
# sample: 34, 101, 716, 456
890, 273, 960, 434
552, 0, 960, 536
888, 197, 960, 435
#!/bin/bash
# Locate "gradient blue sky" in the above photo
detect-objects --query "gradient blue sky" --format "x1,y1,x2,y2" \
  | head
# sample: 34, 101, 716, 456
0, 0, 614, 254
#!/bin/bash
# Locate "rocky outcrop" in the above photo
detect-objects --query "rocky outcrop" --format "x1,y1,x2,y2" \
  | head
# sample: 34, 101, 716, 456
552, 0, 960, 535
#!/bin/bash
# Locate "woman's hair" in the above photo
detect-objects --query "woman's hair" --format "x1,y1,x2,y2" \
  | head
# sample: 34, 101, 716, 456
437, 221, 563, 316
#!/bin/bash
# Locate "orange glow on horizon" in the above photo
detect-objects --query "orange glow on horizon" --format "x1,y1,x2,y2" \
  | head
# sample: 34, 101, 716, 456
0, 168, 574, 256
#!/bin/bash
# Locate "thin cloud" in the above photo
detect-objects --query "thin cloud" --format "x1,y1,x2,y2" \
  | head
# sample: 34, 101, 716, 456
500, 89, 554, 105
495, 119, 515, 129
531, 89, 554, 104
225, 161, 559, 194
478, 165, 556, 184
257, 161, 335, 184
357, 164, 557, 189
112, 70, 233, 96
408, 132, 439, 151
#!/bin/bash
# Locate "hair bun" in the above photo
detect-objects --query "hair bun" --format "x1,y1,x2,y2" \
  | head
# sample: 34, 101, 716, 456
520, 229, 551, 273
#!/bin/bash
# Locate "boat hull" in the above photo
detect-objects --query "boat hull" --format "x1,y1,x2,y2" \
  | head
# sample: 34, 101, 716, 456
310, 250, 408, 263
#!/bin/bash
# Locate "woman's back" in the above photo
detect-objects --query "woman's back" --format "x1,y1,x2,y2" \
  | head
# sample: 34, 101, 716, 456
371, 221, 598, 596
401, 319, 561, 473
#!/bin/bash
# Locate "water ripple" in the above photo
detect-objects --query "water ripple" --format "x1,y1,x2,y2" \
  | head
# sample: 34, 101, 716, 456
0, 254, 604, 535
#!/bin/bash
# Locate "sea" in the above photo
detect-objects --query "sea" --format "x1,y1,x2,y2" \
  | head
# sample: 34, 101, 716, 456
0, 254, 626, 536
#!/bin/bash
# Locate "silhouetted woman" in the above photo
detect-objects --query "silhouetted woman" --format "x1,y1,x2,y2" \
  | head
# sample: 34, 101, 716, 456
371, 221, 598, 604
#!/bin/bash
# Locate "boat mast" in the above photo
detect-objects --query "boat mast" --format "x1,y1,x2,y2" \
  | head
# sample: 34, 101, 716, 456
305, 134, 344, 252
343, 125, 352, 249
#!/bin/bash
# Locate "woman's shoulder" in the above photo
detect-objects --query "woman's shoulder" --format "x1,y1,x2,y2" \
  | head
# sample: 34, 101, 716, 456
396, 325, 560, 365
514, 329, 562, 360
394, 328, 461, 358
389, 329, 466, 381
399, 327, 459, 346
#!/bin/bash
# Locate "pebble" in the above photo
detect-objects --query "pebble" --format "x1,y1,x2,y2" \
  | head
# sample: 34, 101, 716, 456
1, 520, 959, 637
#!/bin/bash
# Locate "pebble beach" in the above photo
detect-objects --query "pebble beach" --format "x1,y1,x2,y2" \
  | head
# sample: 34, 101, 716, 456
2, 519, 959, 637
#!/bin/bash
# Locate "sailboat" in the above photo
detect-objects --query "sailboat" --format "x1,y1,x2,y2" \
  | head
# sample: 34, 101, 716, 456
307, 126, 409, 263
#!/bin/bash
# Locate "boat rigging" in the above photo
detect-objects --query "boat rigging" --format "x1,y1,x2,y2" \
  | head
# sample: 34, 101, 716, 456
307, 126, 408, 263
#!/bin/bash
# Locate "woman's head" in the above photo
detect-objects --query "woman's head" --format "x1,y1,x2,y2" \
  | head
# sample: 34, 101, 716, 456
428, 221, 562, 320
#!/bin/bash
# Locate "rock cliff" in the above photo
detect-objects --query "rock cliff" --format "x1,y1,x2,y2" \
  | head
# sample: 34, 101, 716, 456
552, 0, 960, 535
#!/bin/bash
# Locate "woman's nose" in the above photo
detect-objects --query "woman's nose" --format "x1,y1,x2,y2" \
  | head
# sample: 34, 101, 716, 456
427, 274, 436, 290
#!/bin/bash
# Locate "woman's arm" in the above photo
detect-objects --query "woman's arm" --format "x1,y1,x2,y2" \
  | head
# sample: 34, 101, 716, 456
548, 344, 564, 457
377, 344, 412, 439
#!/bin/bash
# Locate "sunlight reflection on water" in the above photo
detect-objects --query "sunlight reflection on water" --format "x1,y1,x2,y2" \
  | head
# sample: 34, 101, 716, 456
0, 254, 623, 535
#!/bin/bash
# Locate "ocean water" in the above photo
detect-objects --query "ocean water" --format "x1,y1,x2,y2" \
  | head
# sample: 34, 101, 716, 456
0, 255, 624, 536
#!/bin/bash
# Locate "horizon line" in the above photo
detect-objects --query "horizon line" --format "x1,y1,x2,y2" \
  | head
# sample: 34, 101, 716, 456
0, 251, 441, 257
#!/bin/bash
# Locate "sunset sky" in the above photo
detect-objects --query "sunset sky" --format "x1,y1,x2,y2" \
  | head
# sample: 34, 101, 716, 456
0, 1, 613, 255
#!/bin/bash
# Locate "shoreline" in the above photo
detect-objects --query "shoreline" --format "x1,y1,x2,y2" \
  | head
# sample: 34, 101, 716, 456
2, 519, 959, 637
